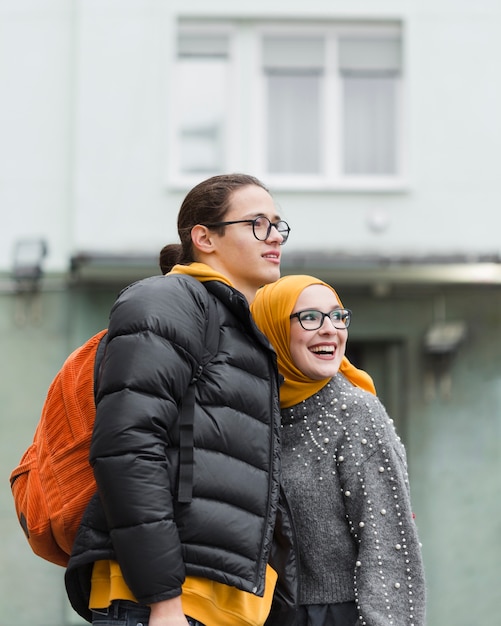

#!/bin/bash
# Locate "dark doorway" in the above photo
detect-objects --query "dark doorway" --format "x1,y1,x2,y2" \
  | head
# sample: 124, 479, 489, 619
345, 339, 407, 443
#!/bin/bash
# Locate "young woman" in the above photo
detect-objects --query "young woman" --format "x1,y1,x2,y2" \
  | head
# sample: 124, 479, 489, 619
64, 174, 298, 626
251, 275, 426, 626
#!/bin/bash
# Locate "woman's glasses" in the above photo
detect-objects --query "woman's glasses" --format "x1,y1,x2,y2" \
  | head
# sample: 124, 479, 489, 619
290, 308, 352, 330
203, 216, 290, 244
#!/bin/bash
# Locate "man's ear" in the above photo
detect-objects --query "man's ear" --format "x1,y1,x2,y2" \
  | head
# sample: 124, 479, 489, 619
191, 224, 215, 255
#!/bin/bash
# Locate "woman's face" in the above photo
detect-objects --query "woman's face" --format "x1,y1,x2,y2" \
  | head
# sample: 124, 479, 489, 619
208, 184, 285, 301
289, 284, 348, 380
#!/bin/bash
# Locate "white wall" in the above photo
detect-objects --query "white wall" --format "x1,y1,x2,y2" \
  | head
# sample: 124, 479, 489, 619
1, 0, 500, 270
0, 0, 75, 271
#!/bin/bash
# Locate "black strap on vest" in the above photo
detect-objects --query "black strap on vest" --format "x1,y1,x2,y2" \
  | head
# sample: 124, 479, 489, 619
93, 333, 108, 401
177, 293, 219, 503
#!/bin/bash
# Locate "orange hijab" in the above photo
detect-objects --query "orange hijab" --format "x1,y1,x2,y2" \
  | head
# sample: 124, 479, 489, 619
251, 275, 376, 408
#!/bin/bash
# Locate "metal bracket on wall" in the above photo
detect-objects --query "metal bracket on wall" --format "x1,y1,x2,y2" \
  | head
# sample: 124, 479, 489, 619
11, 238, 48, 326
423, 320, 467, 401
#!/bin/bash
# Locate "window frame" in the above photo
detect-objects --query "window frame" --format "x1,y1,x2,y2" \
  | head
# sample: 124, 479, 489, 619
168, 20, 407, 192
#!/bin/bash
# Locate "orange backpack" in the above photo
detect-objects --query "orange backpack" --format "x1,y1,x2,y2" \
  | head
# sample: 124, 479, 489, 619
10, 285, 219, 567
10, 330, 108, 567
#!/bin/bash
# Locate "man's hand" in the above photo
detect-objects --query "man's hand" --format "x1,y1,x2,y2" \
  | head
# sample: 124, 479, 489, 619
149, 596, 189, 626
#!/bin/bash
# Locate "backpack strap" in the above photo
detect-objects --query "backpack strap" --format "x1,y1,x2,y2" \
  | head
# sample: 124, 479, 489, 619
93, 332, 108, 402
177, 291, 219, 503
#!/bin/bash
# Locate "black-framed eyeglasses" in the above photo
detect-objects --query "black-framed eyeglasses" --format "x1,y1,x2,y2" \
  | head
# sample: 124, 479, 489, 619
202, 216, 290, 244
290, 308, 352, 330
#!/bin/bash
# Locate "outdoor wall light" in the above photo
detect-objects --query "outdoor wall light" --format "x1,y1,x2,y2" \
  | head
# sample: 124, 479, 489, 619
423, 320, 467, 355
12, 238, 48, 292
422, 320, 467, 401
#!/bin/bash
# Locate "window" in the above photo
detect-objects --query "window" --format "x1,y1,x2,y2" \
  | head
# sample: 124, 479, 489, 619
170, 21, 404, 189
174, 32, 230, 174
263, 36, 324, 175
340, 37, 402, 176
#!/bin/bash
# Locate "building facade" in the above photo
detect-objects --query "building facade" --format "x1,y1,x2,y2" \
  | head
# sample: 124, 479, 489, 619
1, 1, 500, 625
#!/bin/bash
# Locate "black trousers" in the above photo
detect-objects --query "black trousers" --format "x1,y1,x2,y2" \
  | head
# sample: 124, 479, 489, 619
296, 602, 359, 626
91, 599, 205, 626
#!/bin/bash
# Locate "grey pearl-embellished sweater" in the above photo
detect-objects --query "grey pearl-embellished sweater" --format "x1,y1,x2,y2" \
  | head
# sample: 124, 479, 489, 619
280, 373, 426, 626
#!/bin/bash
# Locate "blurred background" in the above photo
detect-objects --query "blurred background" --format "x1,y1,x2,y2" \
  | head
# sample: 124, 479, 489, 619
1, 1, 500, 624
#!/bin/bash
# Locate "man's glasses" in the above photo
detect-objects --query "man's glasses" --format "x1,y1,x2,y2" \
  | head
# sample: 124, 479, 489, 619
290, 308, 352, 331
202, 216, 290, 244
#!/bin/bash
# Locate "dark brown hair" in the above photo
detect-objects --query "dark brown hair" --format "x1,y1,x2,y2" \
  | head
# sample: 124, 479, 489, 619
159, 173, 269, 274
